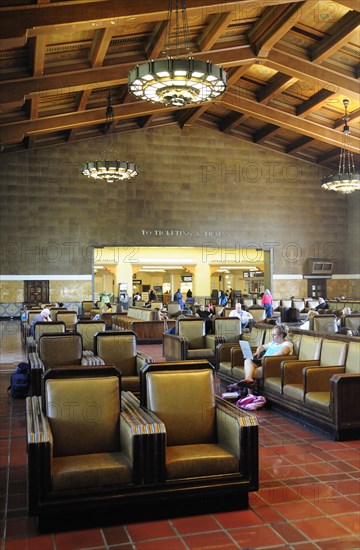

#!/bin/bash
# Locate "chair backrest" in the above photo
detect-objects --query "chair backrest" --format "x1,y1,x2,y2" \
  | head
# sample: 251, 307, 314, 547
49, 307, 67, 320
38, 333, 83, 368
298, 334, 322, 361
242, 327, 265, 347
344, 314, 360, 333
56, 311, 78, 330
293, 300, 305, 312
345, 341, 360, 374
76, 321, 106, 352
44, 372, 121, 457
306, 300, 319, 310
149, 302, 163, 310
27, 310, 42, 324
288, 332, 302, 355
177, 319, 205, 349
320, 339, 348, 366
213, 318, 241, 342
313, 315, 338, 333
272, 300, 280, 310
145, 367, 216, 446
167, 303, 181, 317
214, 305, 224, 316
95, 331, 137, 376
242, 299, 253, 309
34, 321, 66, 342
223, 307, 233, 317
281, 300, 292, 308
249, 308, 266, 322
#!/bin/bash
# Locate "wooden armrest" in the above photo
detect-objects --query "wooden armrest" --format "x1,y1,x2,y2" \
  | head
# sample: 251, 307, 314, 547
282, 360, 320, 385
216, 343, 239, 364
305, 366, 345, 393
263, 355, 298, 379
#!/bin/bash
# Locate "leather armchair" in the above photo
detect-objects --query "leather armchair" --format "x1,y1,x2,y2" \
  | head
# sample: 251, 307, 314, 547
80, 300, 94, 319
75, 320, 106, 353
344, 314, 360, 333
282, 339, 348, 401
28, 332, 104, 395
55, 310, 78, 331
139, 361, 259, 505
26, 366, 144, 526
163, 318, 225, 365
211, 317, 242, 342
26, 321, 66, 355
311, 314, 338, 333
83, 331, 154, 393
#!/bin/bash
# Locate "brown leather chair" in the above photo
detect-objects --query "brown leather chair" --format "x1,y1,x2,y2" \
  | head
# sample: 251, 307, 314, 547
163, 318, 225, 365
26, 321, 66, 355
311, 314, 338, 333
81, 300, 94, 319
55, 310, 78, 331
28, 332, 103, 395
139, 361, 259, 505
75, 320, 106, 353
282, 339, 348, 402
26, 366, 143, 526
83, 331, 154, 393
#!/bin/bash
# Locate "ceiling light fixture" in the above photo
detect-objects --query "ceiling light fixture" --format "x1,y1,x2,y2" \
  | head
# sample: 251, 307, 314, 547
81, 90, 138, 182
321, 99, 359, 194
128, 0, 227, 107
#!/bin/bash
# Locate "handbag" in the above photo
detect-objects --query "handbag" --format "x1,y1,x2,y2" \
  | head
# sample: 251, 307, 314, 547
236, 394, 266, 411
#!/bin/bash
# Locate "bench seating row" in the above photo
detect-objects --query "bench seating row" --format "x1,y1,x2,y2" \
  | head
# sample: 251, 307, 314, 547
217, 328, 360, 440
112, 307, 175, 343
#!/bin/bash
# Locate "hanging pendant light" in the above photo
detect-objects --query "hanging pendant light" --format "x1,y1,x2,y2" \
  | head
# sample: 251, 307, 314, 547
321, 99, 359, 194
128, 0, 227, 107
81, 90, 138, 182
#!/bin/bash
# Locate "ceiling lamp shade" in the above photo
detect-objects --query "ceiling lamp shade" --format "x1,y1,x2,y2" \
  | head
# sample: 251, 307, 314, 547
321, 99, 359, 194
81, 90, 138, 182
128, 1, 227, 107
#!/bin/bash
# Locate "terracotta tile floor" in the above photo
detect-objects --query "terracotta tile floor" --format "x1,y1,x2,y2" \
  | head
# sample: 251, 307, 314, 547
1, 320, 359, 549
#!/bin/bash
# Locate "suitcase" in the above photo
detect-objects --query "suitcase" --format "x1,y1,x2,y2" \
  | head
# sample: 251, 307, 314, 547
280, 307, 289, 322
287, 307, 300, 322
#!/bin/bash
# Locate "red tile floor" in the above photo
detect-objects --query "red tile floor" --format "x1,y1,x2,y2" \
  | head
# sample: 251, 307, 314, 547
0, 320, 359, 549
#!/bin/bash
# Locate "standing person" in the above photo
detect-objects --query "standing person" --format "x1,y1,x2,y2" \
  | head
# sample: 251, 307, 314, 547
229, 303, 253, 329
196, 305, 213, 334
174, 289, 185, 309
219, 290, 228, 306
243, 324, 293, 382
148, 289, 157, 302
261, 289, 273, 318
30, 308, 52, 336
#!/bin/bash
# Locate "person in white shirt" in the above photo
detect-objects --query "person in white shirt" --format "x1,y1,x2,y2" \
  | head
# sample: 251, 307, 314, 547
229, 303, 253, 328
243, 324, 293, 382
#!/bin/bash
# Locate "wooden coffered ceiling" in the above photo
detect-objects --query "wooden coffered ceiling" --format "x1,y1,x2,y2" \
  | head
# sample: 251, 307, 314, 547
0, 0, 359, 170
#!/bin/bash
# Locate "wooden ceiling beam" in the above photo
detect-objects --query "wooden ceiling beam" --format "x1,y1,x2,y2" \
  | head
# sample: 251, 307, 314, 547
311, 11, 360, 63
221, 113, 248, 133
248, 0, 319, 57
296, 89, 335, 117
253, 123, 279, 143
89, 28, 114, 68
0, 0, 306, 49
317, 149, 340, 164
145, 21, 168, 60
221, 91, 360, 151
178, 105, 209, 129
28, 35, 46, 76
197, 12, 234, 51
267, 48, 359, 102
334, 107, 360, 129
227, 64, 253, 86
257, 73, 298, 103
286, 136, 314, 154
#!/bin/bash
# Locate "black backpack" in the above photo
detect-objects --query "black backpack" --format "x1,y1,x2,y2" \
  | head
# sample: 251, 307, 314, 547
8, 362, 30, 398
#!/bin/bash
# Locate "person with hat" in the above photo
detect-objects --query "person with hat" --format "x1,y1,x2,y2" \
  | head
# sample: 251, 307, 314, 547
30, 308, 52, 336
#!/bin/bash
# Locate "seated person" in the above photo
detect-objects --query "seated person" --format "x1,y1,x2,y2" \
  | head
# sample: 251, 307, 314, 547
229, 303, 253, 328
299, 310, 319, 330
196, 305, 213, 334
30, 308, 52, 336
315, 297, 329, 310
243, 324, 293, 383
102, 302, 113, 313
337, 306, 351, 328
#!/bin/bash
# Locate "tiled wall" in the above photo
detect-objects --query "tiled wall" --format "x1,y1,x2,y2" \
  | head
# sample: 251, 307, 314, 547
1, 125, 351, 277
